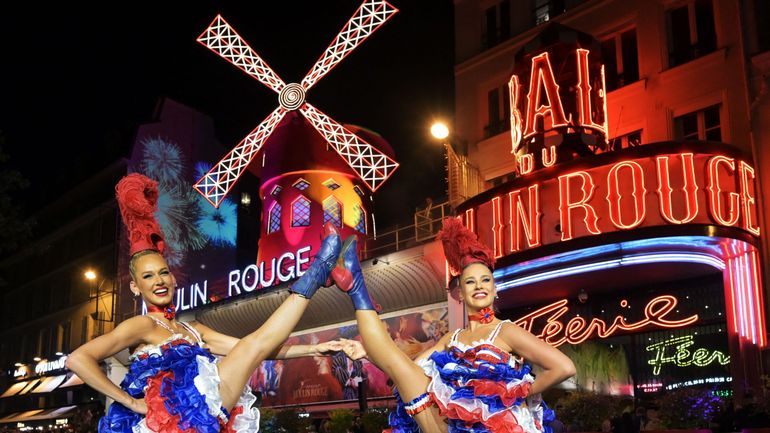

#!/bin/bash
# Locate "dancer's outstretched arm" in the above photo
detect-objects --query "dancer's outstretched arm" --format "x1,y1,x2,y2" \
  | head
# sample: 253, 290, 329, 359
498, 322, 576, 394
192, 321, 363, 359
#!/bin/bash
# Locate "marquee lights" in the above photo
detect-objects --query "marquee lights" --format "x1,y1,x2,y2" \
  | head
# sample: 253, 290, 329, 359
514, 294, 698, 348
646, 334, 730, 375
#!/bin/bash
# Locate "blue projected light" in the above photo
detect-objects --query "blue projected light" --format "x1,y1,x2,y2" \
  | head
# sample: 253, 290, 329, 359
494, 236, 727, 291
195, 162, 237, 246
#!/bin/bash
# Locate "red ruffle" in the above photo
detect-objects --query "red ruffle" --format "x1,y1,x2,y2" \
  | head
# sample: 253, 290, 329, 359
466, 379, 531, 406
432, 392, 526, 433
450, 343, 511, 365
145, 371, 194, 433
222, 405, 245, 433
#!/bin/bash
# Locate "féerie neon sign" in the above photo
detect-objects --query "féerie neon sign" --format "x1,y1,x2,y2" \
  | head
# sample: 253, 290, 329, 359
462, 149, 760, 257
646, 334, 730, 375
514, 295, 698, 348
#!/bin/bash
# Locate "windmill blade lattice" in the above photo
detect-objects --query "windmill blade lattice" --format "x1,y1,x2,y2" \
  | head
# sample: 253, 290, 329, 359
301, 102, 398, 192
197, 15, 286, 93
194, 106, 287, 207
195, 0, 400, 208
301, 0, 398, 91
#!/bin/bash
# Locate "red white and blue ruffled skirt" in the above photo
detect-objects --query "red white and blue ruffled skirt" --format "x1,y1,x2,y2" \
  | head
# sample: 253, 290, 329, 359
389, 343, 555, 433
99, 337, 259, 433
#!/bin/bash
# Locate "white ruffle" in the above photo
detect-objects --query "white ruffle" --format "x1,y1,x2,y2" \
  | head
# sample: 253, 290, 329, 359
192, 355, 260, 432
418, 357, 543, 433
194, 355, 225, 418
131, 419, 152, 433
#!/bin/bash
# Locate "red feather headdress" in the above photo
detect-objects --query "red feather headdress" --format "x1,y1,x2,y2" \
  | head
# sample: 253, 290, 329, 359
437, 217, 495, 276
115, 173, 166, 256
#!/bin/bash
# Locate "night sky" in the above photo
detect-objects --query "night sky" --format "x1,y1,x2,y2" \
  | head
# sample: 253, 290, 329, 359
0, 1, 454, 229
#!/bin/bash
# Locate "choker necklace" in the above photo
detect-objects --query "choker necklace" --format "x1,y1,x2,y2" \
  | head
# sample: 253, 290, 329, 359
468, 307, 495, 324
148, 303, 176, 321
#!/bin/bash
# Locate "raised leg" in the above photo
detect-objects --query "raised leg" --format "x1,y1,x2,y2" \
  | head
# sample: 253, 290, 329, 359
216, 224, 340, 410
334, 237, 447, 433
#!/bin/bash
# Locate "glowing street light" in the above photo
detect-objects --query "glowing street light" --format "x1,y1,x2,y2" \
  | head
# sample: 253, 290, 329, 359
84, 270, 97, 281
430, 122, 450, 140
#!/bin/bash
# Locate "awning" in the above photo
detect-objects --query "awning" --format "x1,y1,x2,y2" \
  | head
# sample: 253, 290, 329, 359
58, 374, 83, 388
0, 406, 77, 424
0, 381, 29, 398
16, 378, 41, 395
31, 375, 67, 393
0, 409, 44, 424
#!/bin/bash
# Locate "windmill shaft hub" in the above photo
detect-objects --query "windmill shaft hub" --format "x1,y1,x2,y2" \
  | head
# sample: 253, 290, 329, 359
279, 83, 306, 110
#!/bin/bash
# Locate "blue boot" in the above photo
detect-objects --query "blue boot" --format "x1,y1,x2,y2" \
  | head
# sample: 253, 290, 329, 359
331, 236, 380, 311
289, 223, 341, 299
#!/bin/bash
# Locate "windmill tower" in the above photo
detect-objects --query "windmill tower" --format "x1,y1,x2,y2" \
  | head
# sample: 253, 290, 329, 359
195, 1, 399, 286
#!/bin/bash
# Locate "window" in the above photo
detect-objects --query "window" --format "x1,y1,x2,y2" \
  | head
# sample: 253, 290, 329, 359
757, 0, 770, 53
482, 0, 510, 49
353, 185, 365, 197
292, 178, 310, 191
601, 29, 639, 91
270, 185, 283, 197
323, 197, 342, 228
268, 203, 282, 234
323, 179, 341, 190
485, 84, 511, 138
291, 196, 311, 227
667, 0, 717, 67
354, 205, 366, 234
60, 321, 71, 353
533, 0, 565, 25
610, 130, 643, 151
675, 105, 721, 141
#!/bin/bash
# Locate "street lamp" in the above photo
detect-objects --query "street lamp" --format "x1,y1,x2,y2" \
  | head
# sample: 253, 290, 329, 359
84, 269, 115, 323
430, 121, 450, 140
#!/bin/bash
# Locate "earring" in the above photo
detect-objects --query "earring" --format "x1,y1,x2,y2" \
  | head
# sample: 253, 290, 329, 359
133, 292, 140, 297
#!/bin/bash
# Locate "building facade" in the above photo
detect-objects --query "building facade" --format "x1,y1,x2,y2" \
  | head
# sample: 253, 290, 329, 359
451, 0, 770, 399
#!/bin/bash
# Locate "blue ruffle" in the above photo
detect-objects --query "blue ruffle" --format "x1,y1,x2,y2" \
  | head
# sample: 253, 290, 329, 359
388, 390, 422, 433
99, 341, 221, 433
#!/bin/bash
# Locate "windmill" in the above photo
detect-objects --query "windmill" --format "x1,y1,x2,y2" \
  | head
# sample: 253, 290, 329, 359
194, 0, 400, 209
195, 1, 400, 287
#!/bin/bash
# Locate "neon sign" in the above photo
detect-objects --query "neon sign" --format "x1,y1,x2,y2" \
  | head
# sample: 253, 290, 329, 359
462, 150, 760, 257
509, 48, 608, 154
35, 356, 67, 375
646, 334, 730, 375
514, 295, 698, 348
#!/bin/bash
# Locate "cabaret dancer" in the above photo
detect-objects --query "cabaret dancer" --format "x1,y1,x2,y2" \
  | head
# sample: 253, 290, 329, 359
66, 173, 357, 433
331, 218, 576, 433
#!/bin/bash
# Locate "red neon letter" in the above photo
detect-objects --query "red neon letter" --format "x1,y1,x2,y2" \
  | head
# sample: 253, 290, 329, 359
518, 153, 534, 175
464, 208, 476, 234
706, 156, 740, 227
607, 161, 647, 229
542, 145, 557, 167
739, 161, 760, 235
558, 171, 601, 241
508, 75, 523, 153
656, 154, 699, 224
491, 196, 505, 258
575, 48, 608, 140
508, 185, 541, 252
523, 52, 569, 139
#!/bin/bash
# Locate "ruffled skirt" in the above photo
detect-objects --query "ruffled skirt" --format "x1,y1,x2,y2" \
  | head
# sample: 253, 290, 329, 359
390, 351, 554, 433
99, 342, 259, 433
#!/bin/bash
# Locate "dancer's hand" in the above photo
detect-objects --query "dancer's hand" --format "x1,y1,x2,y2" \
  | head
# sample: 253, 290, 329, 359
316, 340, 346, 355
339, 338, 367, 360
126, 397, 147, 415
